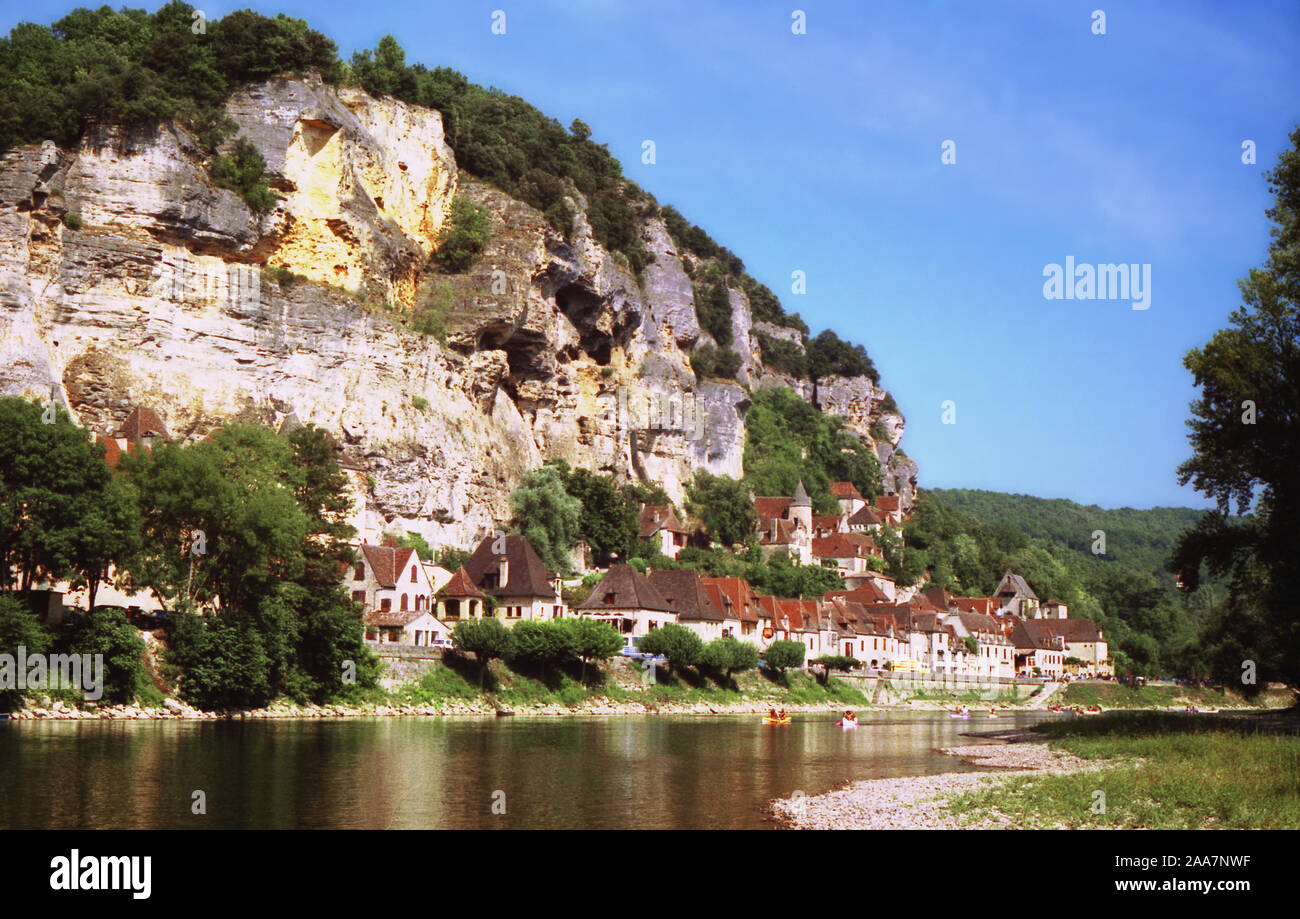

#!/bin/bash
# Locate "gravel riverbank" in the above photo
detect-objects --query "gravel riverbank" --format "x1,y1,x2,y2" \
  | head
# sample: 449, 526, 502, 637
4, 696, 872, 721
771, 733, 1107, 829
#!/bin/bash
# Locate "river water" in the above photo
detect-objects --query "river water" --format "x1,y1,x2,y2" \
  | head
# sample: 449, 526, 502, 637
0, 710, 1057, 829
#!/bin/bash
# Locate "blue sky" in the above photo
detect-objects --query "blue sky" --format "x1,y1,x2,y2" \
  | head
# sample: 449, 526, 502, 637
8, 1, 1299, 509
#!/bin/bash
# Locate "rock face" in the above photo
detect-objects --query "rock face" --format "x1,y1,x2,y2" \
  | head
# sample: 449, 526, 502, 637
0, 77, 916, 549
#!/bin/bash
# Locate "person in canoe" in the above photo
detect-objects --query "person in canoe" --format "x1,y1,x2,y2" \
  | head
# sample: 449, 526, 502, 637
838, 710, 858, 726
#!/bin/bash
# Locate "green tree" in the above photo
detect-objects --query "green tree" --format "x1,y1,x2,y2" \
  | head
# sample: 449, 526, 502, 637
69, 607, 148, 704
636, 623, 702, 675
0, 595, 52, 711
0, 397, 137, 594
1170, 126, 1300, 687
509, 466, 581, 574
556, 463, 639, 563
685, 471, 756, 548
763, 639, 805, 674
560, 617, 623, 683
452, 617, 514, 688
171, 610, 273, 710
700, 636, 759, 686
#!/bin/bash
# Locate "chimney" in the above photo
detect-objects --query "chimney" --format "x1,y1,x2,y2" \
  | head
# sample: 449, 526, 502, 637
381, 533, 398, 548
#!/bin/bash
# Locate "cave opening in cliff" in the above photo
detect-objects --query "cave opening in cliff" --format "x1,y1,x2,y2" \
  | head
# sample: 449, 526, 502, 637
554, 282, 612, 365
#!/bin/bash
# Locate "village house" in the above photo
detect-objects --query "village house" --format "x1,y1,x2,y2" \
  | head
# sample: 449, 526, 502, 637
994, 570, 1041, 617
463, 535, 567, 624
754, 480, 814, 565
578, 564, 677, 641
346, 542, 435, 615
1041, 599, 1069, 619
701, 577, 764, 643
434, 566, 487, 625
846, 503, 884, 534
1053, 618, 1112, 677
946, 611, 1016, 679
638, 505, 687, 561
648, 569, 727, 642
1010, 619, 1066, 679
874, 494, 905, 526
812, 532, 882, 587
811, 514, 848, 538
829, 481, 867, 516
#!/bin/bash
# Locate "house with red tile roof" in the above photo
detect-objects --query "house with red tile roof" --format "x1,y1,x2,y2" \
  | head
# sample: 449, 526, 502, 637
647, 569, 728, 641
828, 481, 867, 516
1010, 619, 1066, 679
345, 542, 449, 645
638, 505, 687, 560
435, 566, 487, 626
874, 494, 904, 525
701, 576, 764, 643
753, 480, 813, 564
812, 532, 881, 583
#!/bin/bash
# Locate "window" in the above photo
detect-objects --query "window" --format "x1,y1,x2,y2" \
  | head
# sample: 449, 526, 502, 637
411, 566, 418, 583
354, 564, 364, 581
445, 599, 461, 619
351, 590, 365, 603
380, 598, 391, 611
400, 595, 408, 611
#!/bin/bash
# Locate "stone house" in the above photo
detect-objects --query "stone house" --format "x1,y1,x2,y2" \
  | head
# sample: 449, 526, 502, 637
463, 534, 566, 625
435, 566, 487, 625
1010, 620, 1066, 679
639, 505, 687, 561
648, 569, 727, 642
345, 542, 435, 618
578, 563, 677, 640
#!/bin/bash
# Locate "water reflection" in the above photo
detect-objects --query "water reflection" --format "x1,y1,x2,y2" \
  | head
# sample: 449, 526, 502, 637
0, 711, 1057, 829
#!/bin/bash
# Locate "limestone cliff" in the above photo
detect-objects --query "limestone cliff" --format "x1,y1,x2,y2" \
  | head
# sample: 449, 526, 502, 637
0, 76, 917, 548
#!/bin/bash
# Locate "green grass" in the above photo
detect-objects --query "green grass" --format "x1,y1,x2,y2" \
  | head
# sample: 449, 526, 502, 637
947, 712, 1300, 829
380, 658, 869, 710
1060, 681, 1279, 710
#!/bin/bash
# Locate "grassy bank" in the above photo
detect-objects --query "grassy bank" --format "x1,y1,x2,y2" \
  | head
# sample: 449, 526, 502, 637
375, 655, 870, 711
946, 711, 1300, 829
1060, 681, 1291, 710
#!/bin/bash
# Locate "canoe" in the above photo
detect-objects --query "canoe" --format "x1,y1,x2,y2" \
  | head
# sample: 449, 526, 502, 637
762, 716, 791, 725
837, 719, 858, 729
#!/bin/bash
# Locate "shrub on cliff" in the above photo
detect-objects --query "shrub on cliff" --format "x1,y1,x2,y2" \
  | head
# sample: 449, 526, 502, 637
755, 330, 808, 379
209, 138, 276, 212
690, 343, 742, 382
742, 386, 880, 508
805, 330, 880, 384
434, 195, 490, 273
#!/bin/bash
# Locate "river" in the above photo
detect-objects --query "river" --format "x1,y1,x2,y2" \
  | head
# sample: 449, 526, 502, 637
0, 710, 1058, 829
